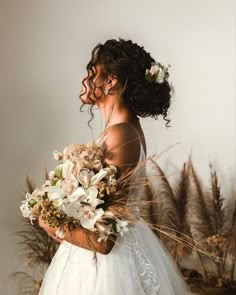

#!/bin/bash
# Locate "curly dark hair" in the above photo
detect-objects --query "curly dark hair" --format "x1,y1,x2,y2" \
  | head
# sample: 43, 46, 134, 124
80, 38, 173, 127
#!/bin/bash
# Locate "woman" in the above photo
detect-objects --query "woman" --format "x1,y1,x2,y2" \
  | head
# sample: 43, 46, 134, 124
38, 38, 190, 294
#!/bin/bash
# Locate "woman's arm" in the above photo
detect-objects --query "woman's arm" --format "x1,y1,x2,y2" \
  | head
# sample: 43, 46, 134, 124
38, 216, 116, 255
39, 124, 141, 254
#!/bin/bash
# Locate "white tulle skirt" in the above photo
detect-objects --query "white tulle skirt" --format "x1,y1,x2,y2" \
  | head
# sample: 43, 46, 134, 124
39, 219, 190, 295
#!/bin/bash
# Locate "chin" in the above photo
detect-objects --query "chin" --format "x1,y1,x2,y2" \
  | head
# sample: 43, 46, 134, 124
80, 95, 92, 105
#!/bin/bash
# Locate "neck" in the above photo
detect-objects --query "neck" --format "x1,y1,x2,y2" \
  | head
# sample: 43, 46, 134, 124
97, 94, 137, 128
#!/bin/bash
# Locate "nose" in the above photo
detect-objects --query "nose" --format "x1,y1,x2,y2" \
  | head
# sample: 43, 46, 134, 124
81, 77, 85, 83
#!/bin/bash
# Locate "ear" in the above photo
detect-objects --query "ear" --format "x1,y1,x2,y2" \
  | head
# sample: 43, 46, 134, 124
106, 74, 119, 91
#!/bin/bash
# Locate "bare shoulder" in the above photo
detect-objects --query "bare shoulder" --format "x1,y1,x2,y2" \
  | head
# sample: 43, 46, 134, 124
101, 123, 141, 175
101, 122, 141, 153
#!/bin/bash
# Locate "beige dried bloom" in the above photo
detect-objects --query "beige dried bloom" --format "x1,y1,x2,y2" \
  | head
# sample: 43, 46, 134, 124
33, 198, 66, 228
62, 144, 86, 163
97, 181, 107, 198
106, 183, 117, 195
31, 202, 42, 217
61, 142, 104, 172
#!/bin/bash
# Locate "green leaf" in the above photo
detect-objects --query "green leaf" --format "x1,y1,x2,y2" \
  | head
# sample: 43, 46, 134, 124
52, 179, 59, 186
54, 166, 62, 178
29, 199, 37, 207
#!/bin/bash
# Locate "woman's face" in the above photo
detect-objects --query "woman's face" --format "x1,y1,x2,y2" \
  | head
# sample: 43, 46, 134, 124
80, 65, 105, 105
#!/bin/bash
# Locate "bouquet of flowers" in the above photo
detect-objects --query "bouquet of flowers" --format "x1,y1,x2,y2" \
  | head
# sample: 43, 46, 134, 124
20, 140, 130, 243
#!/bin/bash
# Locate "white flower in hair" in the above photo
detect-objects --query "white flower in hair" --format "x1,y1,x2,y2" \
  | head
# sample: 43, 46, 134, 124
145, 62, 170, 84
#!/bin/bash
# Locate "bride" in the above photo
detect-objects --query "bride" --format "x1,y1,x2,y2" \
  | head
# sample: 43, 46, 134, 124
38, 38, 190, 294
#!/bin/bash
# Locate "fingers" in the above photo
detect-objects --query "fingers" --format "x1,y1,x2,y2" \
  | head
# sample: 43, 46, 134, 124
38, 215, 44, 227
38, 216, 63, 244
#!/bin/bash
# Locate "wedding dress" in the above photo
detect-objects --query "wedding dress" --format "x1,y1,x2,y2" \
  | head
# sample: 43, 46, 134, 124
39, 138, 190, 295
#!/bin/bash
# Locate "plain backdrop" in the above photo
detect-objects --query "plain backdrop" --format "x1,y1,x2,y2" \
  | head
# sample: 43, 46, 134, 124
0, 0, 235, 293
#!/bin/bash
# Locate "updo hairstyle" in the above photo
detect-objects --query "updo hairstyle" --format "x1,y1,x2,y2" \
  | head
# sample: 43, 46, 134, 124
80, 38, 173, 126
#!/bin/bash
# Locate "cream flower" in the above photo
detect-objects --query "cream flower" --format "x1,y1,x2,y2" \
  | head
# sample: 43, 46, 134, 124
32, 189, 44, 198
77, 168, 94, 188
63, 201, 81, 219
48, 170, 55, 180
20, 194, 31, 218
145, 62, 170, 84
66, 187, 86, 203
81, 186, 104, 208
53, 150, 63, 160
90, 169, 108, 185
63, 186, 103, 217
78, 207, 104, 230
103, 165, 117, 176
43, 185, 66, 202
107, 176, 117, 187
77, 168, 108, 188
20, 193, 36, 223
95, 223, 115, 242
55, 227, 66, 239
115, 219, 129, 236
59, 178, 76, 195
156, 66, 169, 83
62, 160, 75, 179
45, 180, 52, 186
149, 64, 160, 75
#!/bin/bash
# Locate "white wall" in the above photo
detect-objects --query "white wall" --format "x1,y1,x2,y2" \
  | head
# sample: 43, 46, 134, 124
0, 0, 235, 292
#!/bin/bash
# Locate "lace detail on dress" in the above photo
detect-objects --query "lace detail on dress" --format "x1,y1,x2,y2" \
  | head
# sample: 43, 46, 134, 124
127, 225, 160, 295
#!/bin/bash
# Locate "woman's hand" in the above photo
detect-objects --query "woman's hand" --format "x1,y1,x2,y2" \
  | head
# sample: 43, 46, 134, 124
38, 216, 63, 244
